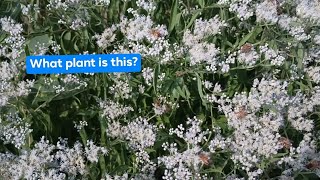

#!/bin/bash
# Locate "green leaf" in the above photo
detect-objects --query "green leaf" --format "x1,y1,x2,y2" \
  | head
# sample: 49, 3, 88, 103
203, 167, 223, 174
248, 26, 263, 42
169, 0, 179, 32
162, 79, 174, 93
59, 110, 69, 118
53, 88, 86, 101
175, 86, 186, 99
297, 43, 304, 69
172, 88, 180, 99
153, 64, 160, 93
296, 81, 307, 91
60, 31, 72, 54
238, 26, 262, 48
64, 31, 72, 41
237, 69, 248, 84
79, 129, 88, 145
0, 33, 7, 43
233, 37, 240, 49
77, 108, 98, 118
197, 113, 206, 120
184, 85, 190, 99
88, 164, 100, 179
195, 73, 204, 100
215, 115, 228, 131
111, 165, 129, 174
197, 0, 205, 8
163, 115, 170, 124
27, 34, 51, 53
174, 13, 182, 31
74, 40, 80, 52
183, 11, 201, 32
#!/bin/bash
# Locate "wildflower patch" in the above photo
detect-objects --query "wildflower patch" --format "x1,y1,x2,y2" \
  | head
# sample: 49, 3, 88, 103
26, 54, 141, 74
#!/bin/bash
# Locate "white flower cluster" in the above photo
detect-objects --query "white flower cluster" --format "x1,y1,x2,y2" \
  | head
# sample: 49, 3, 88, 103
307, 66, 320, 84
152, 95, 179, 115
276, 131, 320, 178
237, 43, 259, 66
255, 0, 280, 24
169, 116, 210, 145
272, 12, 311, 42
287, 87, 320, 132
134, 150, 157, 174
0, 112, 33, 149
47, 0, 92, 30
21, 4, 32, 15
218, 0, 255, 20
136, 0, 156, 13
156, 72, 166, 89
102, 173, 129, 180
106, 121, 123, 139
216, 78, 288, 165
159, 146, 206, 180
0, 136, 106, 179
99, 99, 134, 120
94, 0, 111, 6
62, 74, 87, 86
2, 1, 320, 179
142, 67, 154, 85
70, 18, 89, 30
94, 25, 117, 49
288, 64, 303, 81
102, 172, 156, 180
106, 117, 158, 174
183, 16, 227, 72
219, 0, 314, 42
54, 139, 87, 176
183, 16, 227, 46
138, 84, 145, 94
225, 174, 245, 180
125, 117, 157, 151
51, 74, 88, 94
188, 42, 220, 67
47, 0, 69, 10
107, 117, 157, 151
205, 82, 223, 103
85, 140, 108, 163
203, 80, 213, 90
32, 40, 61, 55
49, 40, 61, 54
120, 15, 154, 41
109, 77, 132, 99
108, 14, 181, 64
289, 26, 311, 41
74, 120, 88, 131
203, 81, 222, 92
259, 43, 286, 66
209, 127, 232, 153
159, 116, 210, 180
296, 0, 320, 25
303, 47, 320, 83
0, 61, 34, 107
212, 77, 320, 179
314, 35, 320, 45
0, 17, 25, 59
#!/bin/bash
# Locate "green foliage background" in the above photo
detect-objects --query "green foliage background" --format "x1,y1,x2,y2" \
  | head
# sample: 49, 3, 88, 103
1, 0, 320, 179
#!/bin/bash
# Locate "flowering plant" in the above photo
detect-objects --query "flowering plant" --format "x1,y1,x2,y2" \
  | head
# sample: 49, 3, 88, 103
1, 0, 320, 179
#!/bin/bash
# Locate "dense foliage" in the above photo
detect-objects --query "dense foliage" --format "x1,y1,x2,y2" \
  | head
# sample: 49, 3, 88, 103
1, 0, 320, 179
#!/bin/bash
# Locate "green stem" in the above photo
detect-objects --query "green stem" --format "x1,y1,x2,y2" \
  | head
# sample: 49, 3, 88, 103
99, 74, 108, 176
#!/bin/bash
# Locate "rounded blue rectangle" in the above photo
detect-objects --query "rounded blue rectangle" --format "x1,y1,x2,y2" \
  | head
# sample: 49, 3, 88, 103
26, 54, 141, 74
